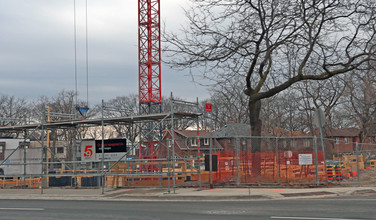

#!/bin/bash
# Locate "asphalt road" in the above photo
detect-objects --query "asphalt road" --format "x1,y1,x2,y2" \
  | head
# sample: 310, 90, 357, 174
0, 195, 375, 220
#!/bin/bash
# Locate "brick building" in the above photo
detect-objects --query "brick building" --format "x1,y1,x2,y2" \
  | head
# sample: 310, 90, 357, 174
161, 130, 223, 158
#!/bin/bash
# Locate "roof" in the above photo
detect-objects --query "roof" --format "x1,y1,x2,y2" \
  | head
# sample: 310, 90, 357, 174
267, 127, 308, 137
214, 123, 251, 138
163, 129, 223, 151
324, 128, 360, 137
175, 130, 210, 138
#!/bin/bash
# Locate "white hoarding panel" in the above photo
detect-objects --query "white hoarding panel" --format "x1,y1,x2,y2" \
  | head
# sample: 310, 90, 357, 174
1, 148, 42, 175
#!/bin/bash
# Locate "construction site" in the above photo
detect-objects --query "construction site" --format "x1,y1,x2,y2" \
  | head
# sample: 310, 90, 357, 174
1, 0, 376, 194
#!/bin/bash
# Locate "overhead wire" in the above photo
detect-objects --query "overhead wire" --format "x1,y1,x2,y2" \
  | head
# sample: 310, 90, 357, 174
85, 0, 89, 107
74, 0, 78, 106
73, 0, 90, 108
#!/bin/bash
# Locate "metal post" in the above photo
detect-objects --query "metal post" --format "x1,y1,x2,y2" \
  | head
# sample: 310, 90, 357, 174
166, 93, 173, 194
317, 110, 326, 161
158, 104, 163, 188
197, 97, 201, 190
170, 94, 176, 193
73, 128, 77, 188
209, 111, 213, 189
40, 109, 45, 194
313, 137, 319, 186
276, 137, 280, 185
101, 99, 105, 194
23, 131, 27, 187
167, 138, 171, 193
356, 142, 360, 185
235, 137, 241, 186
46, 107, 50, 187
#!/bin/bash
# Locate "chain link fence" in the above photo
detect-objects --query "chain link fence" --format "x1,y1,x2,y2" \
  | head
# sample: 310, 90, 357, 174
1, 136, 376, 189
200, 136, 326, 186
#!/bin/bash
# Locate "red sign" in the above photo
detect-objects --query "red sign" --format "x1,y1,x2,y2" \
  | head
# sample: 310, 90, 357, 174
84, 145, 93, 158
205, 103, 213, 112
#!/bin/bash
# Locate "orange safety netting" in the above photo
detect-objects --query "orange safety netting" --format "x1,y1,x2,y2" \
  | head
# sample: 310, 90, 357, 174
201, 150, 327, 184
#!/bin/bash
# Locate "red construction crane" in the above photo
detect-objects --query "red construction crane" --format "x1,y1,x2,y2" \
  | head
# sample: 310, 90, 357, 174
138, 0, 161, 163
138, 0, 161, 106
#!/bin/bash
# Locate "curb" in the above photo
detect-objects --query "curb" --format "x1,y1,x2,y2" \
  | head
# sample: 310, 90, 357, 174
0, 187, 374, 201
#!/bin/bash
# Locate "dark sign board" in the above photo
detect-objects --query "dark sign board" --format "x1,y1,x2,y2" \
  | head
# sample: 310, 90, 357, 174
204, 155, 218, 171
95, 139, 127, 153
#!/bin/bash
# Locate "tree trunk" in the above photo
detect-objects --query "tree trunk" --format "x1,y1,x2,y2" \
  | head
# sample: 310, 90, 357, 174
249, 99, 262, 177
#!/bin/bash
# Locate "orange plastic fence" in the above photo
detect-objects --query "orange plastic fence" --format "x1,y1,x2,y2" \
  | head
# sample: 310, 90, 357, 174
211, 150, 327, 184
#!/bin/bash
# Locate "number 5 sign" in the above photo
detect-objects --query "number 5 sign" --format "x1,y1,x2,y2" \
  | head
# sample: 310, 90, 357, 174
81, 140, 96, 161
84, 145, 93, 158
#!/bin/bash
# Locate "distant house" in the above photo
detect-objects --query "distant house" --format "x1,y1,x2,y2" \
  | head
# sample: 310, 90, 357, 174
161, 123, 253, 158
161, 124, 376, 158
323, 128, 375, 154
161, 129, 223, 158
213, 123, 252, 153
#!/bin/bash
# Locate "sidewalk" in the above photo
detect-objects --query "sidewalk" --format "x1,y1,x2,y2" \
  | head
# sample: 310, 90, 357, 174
0, 186, 375, 201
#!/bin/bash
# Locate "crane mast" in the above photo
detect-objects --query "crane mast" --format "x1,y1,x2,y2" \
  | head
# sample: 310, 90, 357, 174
138, 0, 161, 106
138, 0, 161, 161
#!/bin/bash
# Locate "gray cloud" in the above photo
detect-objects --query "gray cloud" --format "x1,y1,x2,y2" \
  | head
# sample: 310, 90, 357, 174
0, 0, 209, 105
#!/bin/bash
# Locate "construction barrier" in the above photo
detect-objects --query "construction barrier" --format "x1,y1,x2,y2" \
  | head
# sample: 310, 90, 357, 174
335, 165, 342, 182
327, 165, 334, 181
1, 177, 41, 189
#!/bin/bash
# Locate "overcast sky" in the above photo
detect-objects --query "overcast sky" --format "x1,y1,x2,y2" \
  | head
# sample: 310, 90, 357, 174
0, 0, 210, 105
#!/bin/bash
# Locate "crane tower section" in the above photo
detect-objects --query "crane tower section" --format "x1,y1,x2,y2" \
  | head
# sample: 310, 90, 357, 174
138, 0, 161, 162
138, 0, 161, 112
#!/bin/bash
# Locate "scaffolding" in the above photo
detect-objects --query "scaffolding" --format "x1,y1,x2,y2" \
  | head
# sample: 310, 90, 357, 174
0, 97, 202, 194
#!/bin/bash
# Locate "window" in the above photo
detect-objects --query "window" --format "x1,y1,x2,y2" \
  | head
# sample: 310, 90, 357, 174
369, 137, 373, 144
0, 143, 4, 160
345, 137, 349, 144
335, 138, 339, 145
291, 140, 296, 148
283, 140, 287, 148
303, 140, 310, 147
227, 139, 232, 145
204, 138, 209, 145
19, 145, 28, 149
191, 138, 198, 146
56, 147, 64, 154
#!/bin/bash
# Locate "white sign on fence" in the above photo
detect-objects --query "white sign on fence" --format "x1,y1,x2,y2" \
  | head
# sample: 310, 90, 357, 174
298, 154, 313, 165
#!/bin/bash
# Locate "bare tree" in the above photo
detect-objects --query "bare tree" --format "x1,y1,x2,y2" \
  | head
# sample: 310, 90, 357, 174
296, 76, 347, 132
0, 94, 30, 138
343, 71, 376, 146
208, 77, 249, 128
262, 90, 308, 136
28, 90, 85, 161
165, 0, 376, 149
102, 94, 139, 142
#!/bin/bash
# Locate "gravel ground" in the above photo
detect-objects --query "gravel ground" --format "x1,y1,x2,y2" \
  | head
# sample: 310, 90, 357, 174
339, 168, 376, 187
